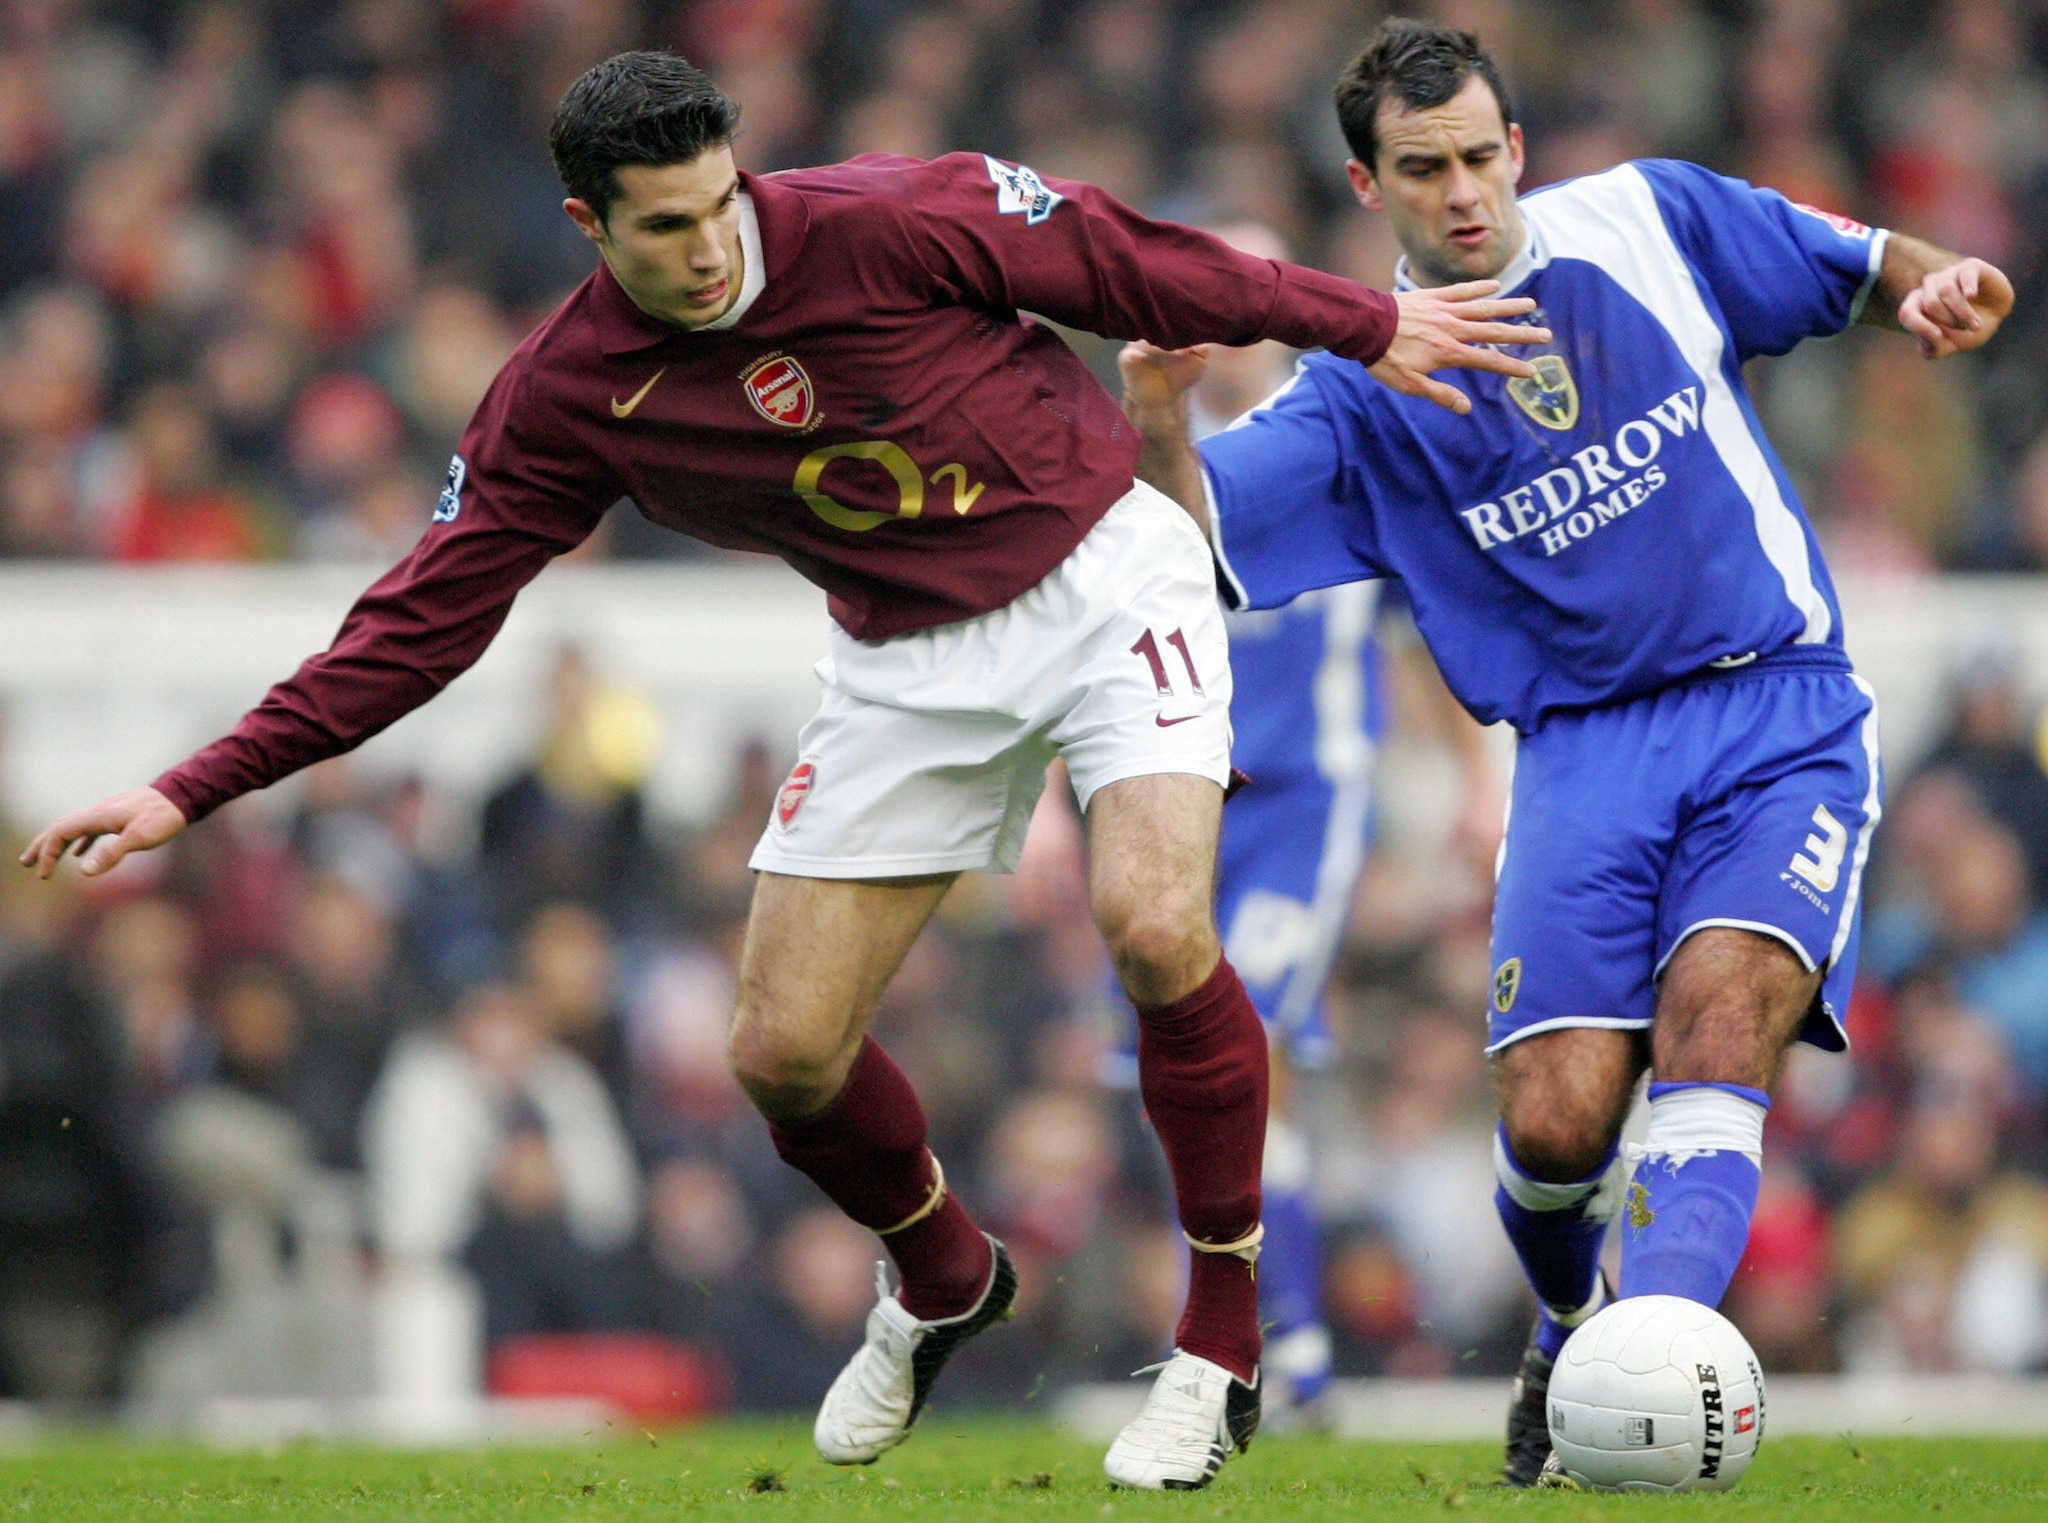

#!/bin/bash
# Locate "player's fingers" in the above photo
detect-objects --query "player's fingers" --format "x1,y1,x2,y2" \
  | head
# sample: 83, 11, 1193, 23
1934, 279, 1979, 330
1439, 296, 1539, 321
1896, 295, 1942, 347
1423, 279, 1505, 303
1443, 344, 1538, 379
23, 812, 102, 877
18, 828, 60, 877
1962, 263, 1981, 303
1414, 375, 1473, 414
79, 833, 128, 877
1454, 320, 1551, 348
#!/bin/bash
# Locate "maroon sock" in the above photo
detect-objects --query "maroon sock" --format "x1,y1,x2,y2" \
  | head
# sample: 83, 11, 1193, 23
767, 1036, 993, 1320
1136, 956, 1268, 1383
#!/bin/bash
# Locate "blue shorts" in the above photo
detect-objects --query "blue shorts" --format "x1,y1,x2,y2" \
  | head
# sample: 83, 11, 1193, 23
1487, 646, 1881, 1055
1216, 765, 1373, 1070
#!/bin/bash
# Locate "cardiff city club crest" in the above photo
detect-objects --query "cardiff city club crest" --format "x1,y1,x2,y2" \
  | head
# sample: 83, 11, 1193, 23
742, 353, 819, 431
1492, 956, 1522, 1014
1508, 353, 1578, 431
774, 759, 818, 832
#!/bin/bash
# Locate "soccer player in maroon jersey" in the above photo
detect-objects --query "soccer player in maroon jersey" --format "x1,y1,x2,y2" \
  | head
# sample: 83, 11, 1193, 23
21, 53, 1542, 1487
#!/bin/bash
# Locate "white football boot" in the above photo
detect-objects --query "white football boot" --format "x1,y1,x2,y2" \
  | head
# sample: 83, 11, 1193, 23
813, 1235, 1016, 1465
1103, 1349, 1261, 1490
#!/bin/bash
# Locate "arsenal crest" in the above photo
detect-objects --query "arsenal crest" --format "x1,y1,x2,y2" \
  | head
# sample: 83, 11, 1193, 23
773, 759, 817, 832
741, 352, 820, 431
1508, 353, 1578, 432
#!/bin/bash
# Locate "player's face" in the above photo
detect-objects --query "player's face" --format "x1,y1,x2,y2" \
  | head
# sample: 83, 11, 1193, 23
1348, 75, 1526, 289
564, 148, 745, 330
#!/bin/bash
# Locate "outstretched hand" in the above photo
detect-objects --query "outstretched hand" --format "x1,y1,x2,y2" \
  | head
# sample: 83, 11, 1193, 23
1899, 257, 2012, 359
18, 786, 187, 879
1370, 280, 1550, 415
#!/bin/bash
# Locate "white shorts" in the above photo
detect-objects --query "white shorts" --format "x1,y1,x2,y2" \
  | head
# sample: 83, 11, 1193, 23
750, 482, 1233, 879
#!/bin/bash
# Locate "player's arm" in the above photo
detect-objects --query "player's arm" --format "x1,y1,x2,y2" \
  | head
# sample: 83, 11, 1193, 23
1855, 231, 2014, 359
904, 153, 1547, 414
20, 377, 612, 880
1120, 341, 1212, 534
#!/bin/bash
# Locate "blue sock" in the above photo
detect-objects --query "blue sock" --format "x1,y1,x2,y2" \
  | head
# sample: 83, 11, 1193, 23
1259, 1119, 1329, 1400
1618, 1081, 1768, 1307
1493, 1127, 1620, 1357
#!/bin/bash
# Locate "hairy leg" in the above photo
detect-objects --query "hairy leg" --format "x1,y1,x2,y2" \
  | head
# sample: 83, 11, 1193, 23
1088, 772, 1224, 1005
1652, 926, 1817, 1088
1492, 1027, 1646, 1183
1088, 773, 1265, 1381
731, 871, 992, 1318
1622, 926, 1819, 1305
1491, 1027, 1645, 1348
729, 871, 954, 1120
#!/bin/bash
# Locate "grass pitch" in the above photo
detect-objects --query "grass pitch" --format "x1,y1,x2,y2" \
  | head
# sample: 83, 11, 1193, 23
0, 1422, 2041, 1521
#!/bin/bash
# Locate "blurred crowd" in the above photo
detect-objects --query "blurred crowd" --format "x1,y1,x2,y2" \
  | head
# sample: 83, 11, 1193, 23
0, 0, 2040, 568
0, 0, 2044, 1415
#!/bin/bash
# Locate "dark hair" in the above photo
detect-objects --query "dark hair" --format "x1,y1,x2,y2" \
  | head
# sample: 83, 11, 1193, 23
1333, 18, 1514, 169
549, 51, 741, 222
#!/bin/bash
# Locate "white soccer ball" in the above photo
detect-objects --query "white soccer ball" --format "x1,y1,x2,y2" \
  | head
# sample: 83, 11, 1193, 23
1546, 1294, 1766, 1492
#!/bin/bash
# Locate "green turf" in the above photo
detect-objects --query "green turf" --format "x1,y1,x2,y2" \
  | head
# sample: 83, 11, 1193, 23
0, 1422, 2040, 1520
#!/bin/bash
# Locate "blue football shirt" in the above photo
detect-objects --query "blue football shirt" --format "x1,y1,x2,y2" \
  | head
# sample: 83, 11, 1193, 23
1202, 159, 1887, 732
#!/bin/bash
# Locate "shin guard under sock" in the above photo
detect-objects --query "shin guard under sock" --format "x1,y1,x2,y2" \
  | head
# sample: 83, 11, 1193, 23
1618, 1081, 1767, 1308
1136, 956, 1268, 1382
1493, 1127, 1622, 1357
768, 1036, 992, 1320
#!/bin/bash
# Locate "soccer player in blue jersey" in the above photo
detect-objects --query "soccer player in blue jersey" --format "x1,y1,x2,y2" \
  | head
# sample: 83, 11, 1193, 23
1119, 17, 2013, 1486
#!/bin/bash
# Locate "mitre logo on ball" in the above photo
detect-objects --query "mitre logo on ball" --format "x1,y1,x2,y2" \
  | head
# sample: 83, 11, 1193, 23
742, 352, 820, 431
774, 759, 818, 832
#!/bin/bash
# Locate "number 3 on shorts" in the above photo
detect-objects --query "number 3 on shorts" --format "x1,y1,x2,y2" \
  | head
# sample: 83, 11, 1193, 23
1132, 627, 1206, 696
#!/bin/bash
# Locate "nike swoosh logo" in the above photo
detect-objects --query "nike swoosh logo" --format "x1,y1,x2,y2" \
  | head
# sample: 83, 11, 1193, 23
1156, 714, 1200, 728
610, 367, 666, 419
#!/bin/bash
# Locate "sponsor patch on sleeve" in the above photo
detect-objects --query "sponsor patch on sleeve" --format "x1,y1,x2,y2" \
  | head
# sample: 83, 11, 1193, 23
984, 155, 1064, 226
1792, 202, 1871, 238
433, 454, 466, 523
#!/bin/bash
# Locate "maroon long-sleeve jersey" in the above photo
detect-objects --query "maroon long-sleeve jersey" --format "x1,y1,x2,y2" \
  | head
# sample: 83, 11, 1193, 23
154, 152, 1398, 822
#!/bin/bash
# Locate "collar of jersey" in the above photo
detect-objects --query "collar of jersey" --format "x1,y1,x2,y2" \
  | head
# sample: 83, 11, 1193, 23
592, 171, 809, 354
1392, 217, 1544, 297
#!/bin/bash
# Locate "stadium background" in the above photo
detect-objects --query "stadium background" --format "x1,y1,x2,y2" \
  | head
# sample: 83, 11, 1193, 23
0, 0, 2043, 1433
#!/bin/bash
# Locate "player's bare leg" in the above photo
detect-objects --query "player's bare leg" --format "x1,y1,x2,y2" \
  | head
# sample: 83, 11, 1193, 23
731, 871, 1015, 1464
1622, 926, 1818, 1303
1088, 772, 1264, 1489
1651, 927, 1817, 1090
729, 871, 954, 1121
1490, 1027, 1641, 1484
1493, 1028, 1643, 1182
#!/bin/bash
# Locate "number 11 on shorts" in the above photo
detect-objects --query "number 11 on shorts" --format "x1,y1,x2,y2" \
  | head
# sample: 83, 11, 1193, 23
1132, 627, 1205, 696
